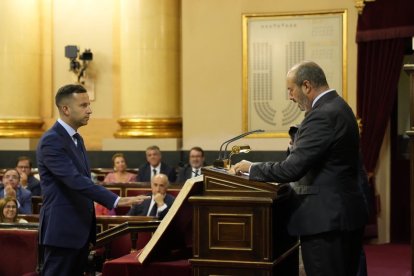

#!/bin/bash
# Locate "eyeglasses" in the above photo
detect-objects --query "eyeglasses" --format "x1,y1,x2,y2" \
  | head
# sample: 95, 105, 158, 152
3, 175, 19, 180
4, 205, 17, 209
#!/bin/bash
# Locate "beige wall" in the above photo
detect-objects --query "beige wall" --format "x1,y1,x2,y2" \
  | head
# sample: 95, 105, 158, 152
181, 0, 359, 151
49, 0, 119, 148
42, 0, 361, 151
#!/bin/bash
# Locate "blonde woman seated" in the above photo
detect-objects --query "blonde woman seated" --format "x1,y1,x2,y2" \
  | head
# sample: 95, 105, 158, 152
95, 153, 137, 215
0, 196, 28, 223
103, 153, 137, 183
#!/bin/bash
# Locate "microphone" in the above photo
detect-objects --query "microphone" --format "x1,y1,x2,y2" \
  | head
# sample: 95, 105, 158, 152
214, 129, 264, 168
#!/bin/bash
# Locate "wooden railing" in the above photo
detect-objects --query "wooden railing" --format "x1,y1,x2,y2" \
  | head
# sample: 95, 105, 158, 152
29, 182, 183, 215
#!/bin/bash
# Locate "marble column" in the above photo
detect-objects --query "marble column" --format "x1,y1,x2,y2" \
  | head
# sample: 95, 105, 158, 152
116, 0, 181, 139
0, 0, 44, 141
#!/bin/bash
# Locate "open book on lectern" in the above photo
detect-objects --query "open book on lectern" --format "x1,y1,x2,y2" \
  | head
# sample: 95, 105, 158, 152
137, 175, 204, 264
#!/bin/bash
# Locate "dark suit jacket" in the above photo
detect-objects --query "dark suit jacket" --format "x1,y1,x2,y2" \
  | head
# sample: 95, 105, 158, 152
249, 91, 368, 236
0, 186, 32, 214
127, 193, 175, 219
137, 162, 177, 183
36, 122, 118, 249
176, 165, 193, 184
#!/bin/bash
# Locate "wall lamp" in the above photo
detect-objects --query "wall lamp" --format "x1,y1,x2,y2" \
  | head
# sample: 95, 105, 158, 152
64, 45, 93, 83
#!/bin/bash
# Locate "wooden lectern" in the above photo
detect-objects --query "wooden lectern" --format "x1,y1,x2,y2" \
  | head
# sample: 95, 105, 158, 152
189, 167, 299, 276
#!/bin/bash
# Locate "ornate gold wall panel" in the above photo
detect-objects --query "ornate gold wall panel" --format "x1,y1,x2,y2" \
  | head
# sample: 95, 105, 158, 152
115, 118, 182, 138
0, 119, 44, 138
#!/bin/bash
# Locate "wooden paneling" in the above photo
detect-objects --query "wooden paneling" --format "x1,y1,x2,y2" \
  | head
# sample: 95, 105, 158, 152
189, 167, 299, 275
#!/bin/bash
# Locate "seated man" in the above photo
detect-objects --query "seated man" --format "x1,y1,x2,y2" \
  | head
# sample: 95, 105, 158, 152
16, 156, 42, 196
128, 173, 175, 219
137, 145, 177, 183
177, 146, 205, 183
0, 169, 32, 214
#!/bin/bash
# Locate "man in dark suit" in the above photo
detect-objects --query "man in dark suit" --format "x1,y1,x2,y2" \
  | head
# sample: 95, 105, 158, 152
177, 146, 205, 183
0, 168, 32, 214
137, 145, 177, 183
233, 61, 368, 276
37, 84, 149, 276
15, 156, 42, 196
128, 173, 175, 219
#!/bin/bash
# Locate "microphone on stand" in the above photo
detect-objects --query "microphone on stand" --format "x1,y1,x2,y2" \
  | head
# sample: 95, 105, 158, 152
213, 129, 264, 168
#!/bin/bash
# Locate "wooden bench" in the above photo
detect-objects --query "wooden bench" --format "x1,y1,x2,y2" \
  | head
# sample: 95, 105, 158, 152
29, 182, 182, 215
91, 168, 139, 182
100, 182, 182, 215
17, 214, 161, 269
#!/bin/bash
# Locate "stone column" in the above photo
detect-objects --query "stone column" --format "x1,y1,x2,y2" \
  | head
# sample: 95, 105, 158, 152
0, 0, 44, 143
116, 0, 181, 139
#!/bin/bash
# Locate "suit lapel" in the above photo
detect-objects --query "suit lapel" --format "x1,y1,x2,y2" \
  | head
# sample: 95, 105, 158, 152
54, 122, 90, 176
186, 166, 192, 179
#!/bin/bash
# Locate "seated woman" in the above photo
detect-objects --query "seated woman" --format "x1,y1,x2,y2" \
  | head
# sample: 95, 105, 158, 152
104, 153, 137, 183
0, 196, 28, 223
95, 153, 137, 216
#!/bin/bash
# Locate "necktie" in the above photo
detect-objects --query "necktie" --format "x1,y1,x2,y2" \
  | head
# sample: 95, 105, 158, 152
73, 133, 87, 165
149, 202, 157, 217
193, 169, 199, 177
73, 133, 82, 148
153, 168, 157, 176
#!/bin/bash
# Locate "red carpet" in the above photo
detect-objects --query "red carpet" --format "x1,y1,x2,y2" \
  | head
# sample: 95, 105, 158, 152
365, 243, 411, 276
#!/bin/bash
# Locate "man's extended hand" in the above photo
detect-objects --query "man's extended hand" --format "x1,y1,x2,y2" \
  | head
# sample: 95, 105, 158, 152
117, 195, 151, 207
231, 160, 253, 175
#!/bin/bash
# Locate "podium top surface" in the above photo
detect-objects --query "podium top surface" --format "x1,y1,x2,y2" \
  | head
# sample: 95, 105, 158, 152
202, 166, 289, 199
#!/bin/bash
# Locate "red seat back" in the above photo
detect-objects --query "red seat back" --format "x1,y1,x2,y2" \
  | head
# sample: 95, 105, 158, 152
0, 229, 38, 276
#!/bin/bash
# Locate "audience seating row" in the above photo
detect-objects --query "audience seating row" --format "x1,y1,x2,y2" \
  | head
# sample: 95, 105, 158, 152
28, 182, 182, 215
3, 214, 161, 275
101, 182, 182, 215
91, 168, 139, 182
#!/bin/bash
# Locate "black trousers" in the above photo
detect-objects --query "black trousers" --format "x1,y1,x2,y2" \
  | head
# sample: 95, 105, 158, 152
300, 228, 364, 276
41, 243, 89, 276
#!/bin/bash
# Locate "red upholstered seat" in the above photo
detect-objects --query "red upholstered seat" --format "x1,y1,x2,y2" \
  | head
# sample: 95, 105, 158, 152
0, 229, 38, 276
102, 252, 191, 276
106, 232, 153, 259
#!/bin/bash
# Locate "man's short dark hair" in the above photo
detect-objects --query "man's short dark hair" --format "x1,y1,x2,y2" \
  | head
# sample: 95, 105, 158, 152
55, 84, 87, 108
15, 156, 32, 168
293, 61, 328, 89
189, 146, 204, 157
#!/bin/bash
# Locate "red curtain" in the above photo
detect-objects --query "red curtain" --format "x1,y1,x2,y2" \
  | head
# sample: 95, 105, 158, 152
357, 39, 405, 173
356, 0, 414, 233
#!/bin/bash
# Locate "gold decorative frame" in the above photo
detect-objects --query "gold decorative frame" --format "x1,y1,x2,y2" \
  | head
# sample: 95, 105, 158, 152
242, 10, 347, 137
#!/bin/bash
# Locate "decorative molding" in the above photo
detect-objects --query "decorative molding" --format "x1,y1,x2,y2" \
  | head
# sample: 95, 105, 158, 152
355, 0, 376, 15
115, 117, 182, 138
0, 119, 44, 138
